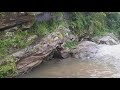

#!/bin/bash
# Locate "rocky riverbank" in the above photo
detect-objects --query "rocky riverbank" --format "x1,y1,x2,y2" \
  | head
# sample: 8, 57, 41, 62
2, 26, 120, 78
56, 33, 120, 74
1, 12, 120, 78
4, 27, 71, 77
13, 30, 120, 77
17, 32, 120, 78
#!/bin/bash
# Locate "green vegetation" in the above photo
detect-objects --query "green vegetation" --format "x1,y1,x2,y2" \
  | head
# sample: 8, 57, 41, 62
0, 56, 17, 78
66, 12, 120, 38
67, 12, 105, 37
63, 41, 79, 49
30, 12, 66, 37
0, 30, 35, 59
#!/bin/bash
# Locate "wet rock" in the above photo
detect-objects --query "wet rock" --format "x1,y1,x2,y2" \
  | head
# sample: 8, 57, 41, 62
71, 49, 79, 59
98, 36, 119, 45
60, 48, 71, 59
92, 33, 119, 45
72, 41, 99, 60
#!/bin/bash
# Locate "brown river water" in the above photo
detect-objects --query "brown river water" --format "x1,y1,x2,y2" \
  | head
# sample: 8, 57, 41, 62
19, 58, 119, 78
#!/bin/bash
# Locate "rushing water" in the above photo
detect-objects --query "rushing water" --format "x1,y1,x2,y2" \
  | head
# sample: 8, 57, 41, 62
19, 58, 119, 78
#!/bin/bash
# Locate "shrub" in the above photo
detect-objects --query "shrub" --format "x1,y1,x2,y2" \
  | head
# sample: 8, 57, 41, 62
0, 56, 17, 78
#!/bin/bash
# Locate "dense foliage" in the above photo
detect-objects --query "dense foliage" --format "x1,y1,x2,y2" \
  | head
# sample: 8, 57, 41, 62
67, 12, 120, 37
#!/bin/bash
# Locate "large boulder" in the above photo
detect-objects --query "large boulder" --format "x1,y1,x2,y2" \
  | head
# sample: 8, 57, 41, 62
72, 41, 99, 60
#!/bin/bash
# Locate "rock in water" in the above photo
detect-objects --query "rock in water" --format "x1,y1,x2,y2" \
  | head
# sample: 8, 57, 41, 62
72, 41, 99, 60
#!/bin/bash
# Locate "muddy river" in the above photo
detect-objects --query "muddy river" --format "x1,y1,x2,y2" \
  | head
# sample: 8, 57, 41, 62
19, 58, 120, 78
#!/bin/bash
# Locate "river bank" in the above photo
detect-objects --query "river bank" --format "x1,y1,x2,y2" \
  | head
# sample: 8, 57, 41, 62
18, 33, 120, 78
1, 12, 120, 78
